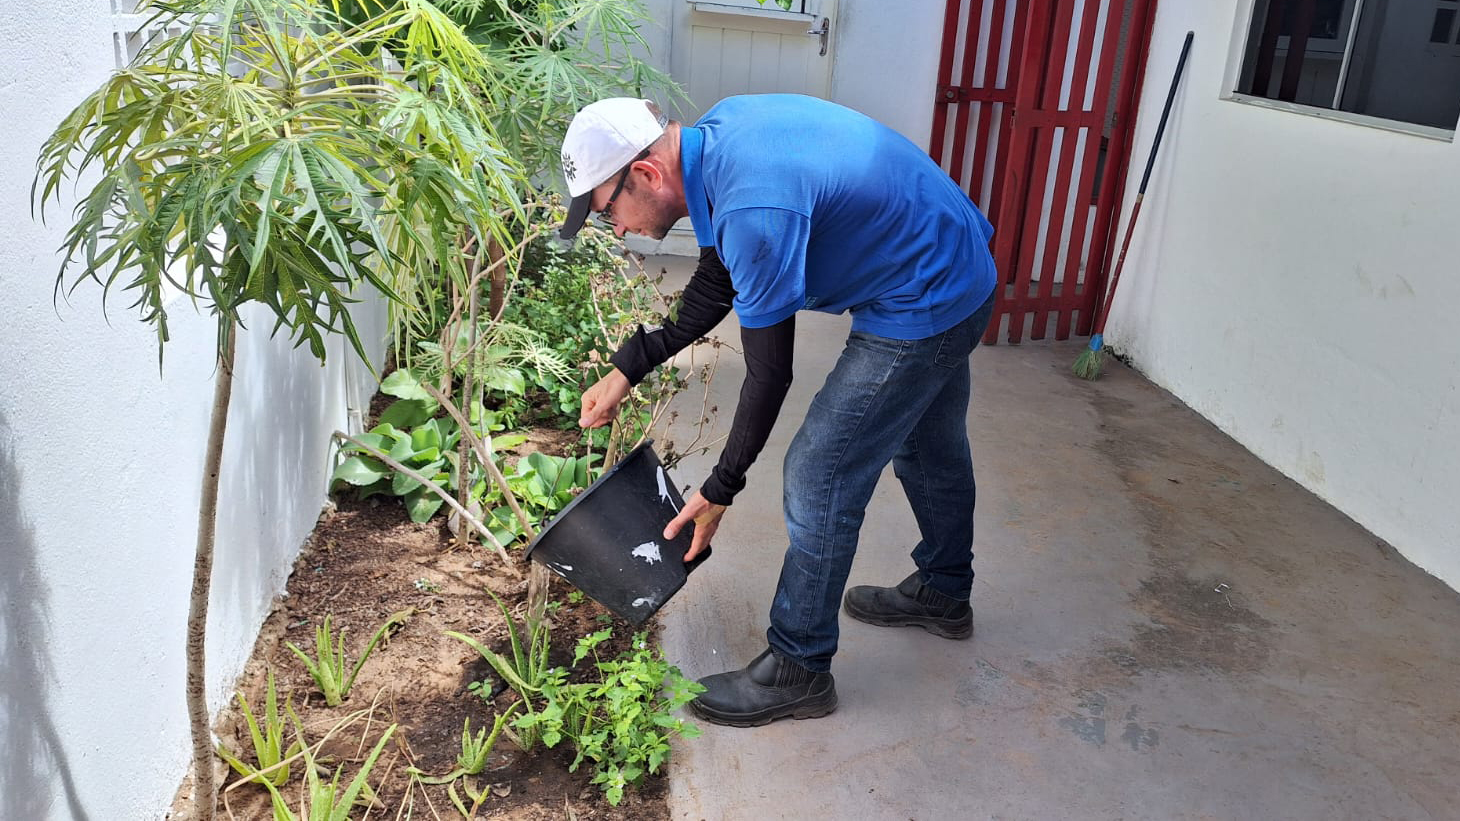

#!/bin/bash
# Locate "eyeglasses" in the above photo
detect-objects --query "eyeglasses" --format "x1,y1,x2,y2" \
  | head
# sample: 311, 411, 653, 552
598, 148, 651, 225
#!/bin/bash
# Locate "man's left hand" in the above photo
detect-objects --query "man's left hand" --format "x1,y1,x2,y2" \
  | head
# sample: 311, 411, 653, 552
664, 491, 725, 562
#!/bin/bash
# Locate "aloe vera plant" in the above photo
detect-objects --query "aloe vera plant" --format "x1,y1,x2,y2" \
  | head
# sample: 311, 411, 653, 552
446, 594, 557, 749
259, 708, 398, 821
287, 610, 412, 707
456, 709, 515, 775
216, 668, 301, 787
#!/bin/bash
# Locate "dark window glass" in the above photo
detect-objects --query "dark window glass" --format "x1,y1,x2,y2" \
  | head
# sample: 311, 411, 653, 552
1239, 0, 1460, 130
1431, 8, 1455, 43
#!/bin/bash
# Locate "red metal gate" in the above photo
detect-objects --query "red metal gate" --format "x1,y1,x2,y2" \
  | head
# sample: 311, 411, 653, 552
931, 0, 1160, 344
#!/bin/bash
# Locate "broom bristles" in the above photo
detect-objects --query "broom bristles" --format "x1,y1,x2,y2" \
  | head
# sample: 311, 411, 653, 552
1072, 339, 1106, 381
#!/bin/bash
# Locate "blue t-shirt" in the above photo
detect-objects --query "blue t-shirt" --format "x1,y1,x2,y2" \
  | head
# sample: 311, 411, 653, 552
680, 94, 997, 339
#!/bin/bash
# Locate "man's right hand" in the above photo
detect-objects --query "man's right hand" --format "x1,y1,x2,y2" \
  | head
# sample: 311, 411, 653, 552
579, 368, 631, 429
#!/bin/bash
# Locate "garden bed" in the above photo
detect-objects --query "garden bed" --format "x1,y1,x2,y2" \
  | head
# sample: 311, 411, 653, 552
169, 231, 719, 819
200, 434, 686, 820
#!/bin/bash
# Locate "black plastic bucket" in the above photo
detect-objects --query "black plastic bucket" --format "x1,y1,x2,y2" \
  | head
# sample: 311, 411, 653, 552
525, 442, 711, 625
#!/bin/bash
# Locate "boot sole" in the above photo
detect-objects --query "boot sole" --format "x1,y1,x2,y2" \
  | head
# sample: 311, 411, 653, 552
689, 687, 838, 728
843, 599, 973, 640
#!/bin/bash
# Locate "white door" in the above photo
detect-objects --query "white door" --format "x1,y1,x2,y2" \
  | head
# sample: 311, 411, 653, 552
668, 0, 838, 123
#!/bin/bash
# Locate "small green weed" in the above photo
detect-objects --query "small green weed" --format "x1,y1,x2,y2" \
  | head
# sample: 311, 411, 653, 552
465, 677, 496, 704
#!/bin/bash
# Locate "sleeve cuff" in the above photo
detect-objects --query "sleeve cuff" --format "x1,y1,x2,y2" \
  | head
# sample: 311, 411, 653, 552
699, 467, 746, 506
609, 332, 654, 386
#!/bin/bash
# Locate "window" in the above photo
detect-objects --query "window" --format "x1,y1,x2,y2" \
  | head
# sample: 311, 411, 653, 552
1237, 0, 1460, 131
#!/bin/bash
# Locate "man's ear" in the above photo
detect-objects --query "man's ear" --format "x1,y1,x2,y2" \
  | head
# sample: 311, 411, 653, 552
636, 157, 665, 191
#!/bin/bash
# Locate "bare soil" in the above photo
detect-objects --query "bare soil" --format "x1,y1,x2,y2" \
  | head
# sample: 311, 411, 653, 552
201, 427, 674, 820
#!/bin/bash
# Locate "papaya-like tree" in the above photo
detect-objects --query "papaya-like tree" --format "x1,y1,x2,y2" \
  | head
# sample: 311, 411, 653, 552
33, 1, 523, 813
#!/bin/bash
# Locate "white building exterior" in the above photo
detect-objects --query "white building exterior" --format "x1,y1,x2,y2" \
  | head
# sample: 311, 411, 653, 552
2, 0, 1455, 817
0, 2, 383, 817
1106, 0, 1460, 589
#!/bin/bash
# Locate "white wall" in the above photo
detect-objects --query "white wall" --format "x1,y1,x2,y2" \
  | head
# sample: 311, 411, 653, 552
1104, 0, 1460, 587
638, 0, 945, 147
0, 2, 383, 818
825, 0, 946, 151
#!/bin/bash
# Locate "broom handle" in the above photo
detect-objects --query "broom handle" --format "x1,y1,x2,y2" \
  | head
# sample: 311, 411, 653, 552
1093, 30, 1193, 336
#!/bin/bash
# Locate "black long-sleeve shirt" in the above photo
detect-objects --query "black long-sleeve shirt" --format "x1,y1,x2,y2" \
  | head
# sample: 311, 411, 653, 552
609, 246, 794, 505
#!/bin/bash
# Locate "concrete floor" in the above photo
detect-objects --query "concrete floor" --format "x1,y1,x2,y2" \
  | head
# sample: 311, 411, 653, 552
641, 257, 1460, 821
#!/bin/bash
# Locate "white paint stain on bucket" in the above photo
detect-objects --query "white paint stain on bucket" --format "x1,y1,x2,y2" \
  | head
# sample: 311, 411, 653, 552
631, 542, 662, 564
657, 467, 679, 513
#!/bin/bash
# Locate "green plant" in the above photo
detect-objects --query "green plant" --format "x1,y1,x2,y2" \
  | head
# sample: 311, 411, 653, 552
259, 708, 397, 821
339, 0, 684, 366
36, 0, 522, 363
484, 451, 599, 544
216, 668, 301, 788
414, 320, 577, 423
332, 415, 456, 522
405, 701, 519, 790
506, 228, 726, 466
446, 594, 557, 749
457, 709, 516, 775
515, 630, 704, 806
330, 390, 527, 523
286, 610, 412, 707
33, 2, 524, 808
566, 590, 585, 605
446, 776, 493, 819
501, 226, 662, 422
464, 677, 495, 704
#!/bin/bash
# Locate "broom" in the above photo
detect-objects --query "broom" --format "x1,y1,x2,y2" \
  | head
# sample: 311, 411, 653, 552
1074, 30, 1194, 380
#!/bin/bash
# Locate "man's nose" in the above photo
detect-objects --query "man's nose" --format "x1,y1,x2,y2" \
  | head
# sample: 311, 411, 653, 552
614, 223, 628, 238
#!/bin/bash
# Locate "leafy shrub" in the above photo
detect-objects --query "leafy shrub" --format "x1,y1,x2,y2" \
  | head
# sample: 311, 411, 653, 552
483, 451, 599, 545
502, 225, 668, 425
515, 630, 704, 806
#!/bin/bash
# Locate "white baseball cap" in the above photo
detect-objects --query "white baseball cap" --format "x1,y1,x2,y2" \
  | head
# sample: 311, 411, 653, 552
559, 98, 668, 240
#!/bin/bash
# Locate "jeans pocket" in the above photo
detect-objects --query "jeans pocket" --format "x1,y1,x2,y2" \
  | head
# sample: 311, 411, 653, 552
933, 296, 995, 368
933, 319, 975, 368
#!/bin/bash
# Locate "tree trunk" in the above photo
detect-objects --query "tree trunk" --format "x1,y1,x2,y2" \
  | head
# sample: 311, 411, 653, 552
457, 267, 480, 546
487, 237, 506, 320
482, 236, 550, 619
187, 327, 236, 820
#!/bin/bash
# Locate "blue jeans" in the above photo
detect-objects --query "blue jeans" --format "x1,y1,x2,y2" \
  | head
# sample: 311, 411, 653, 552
767, 295, 995, 672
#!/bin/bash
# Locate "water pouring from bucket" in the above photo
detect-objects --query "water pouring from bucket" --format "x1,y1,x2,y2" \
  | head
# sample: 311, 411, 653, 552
525, 442, 712, 625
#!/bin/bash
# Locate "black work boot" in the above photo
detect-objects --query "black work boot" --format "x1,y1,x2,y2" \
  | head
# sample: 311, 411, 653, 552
690, 647, 837, 728
843, 572, 973, 639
